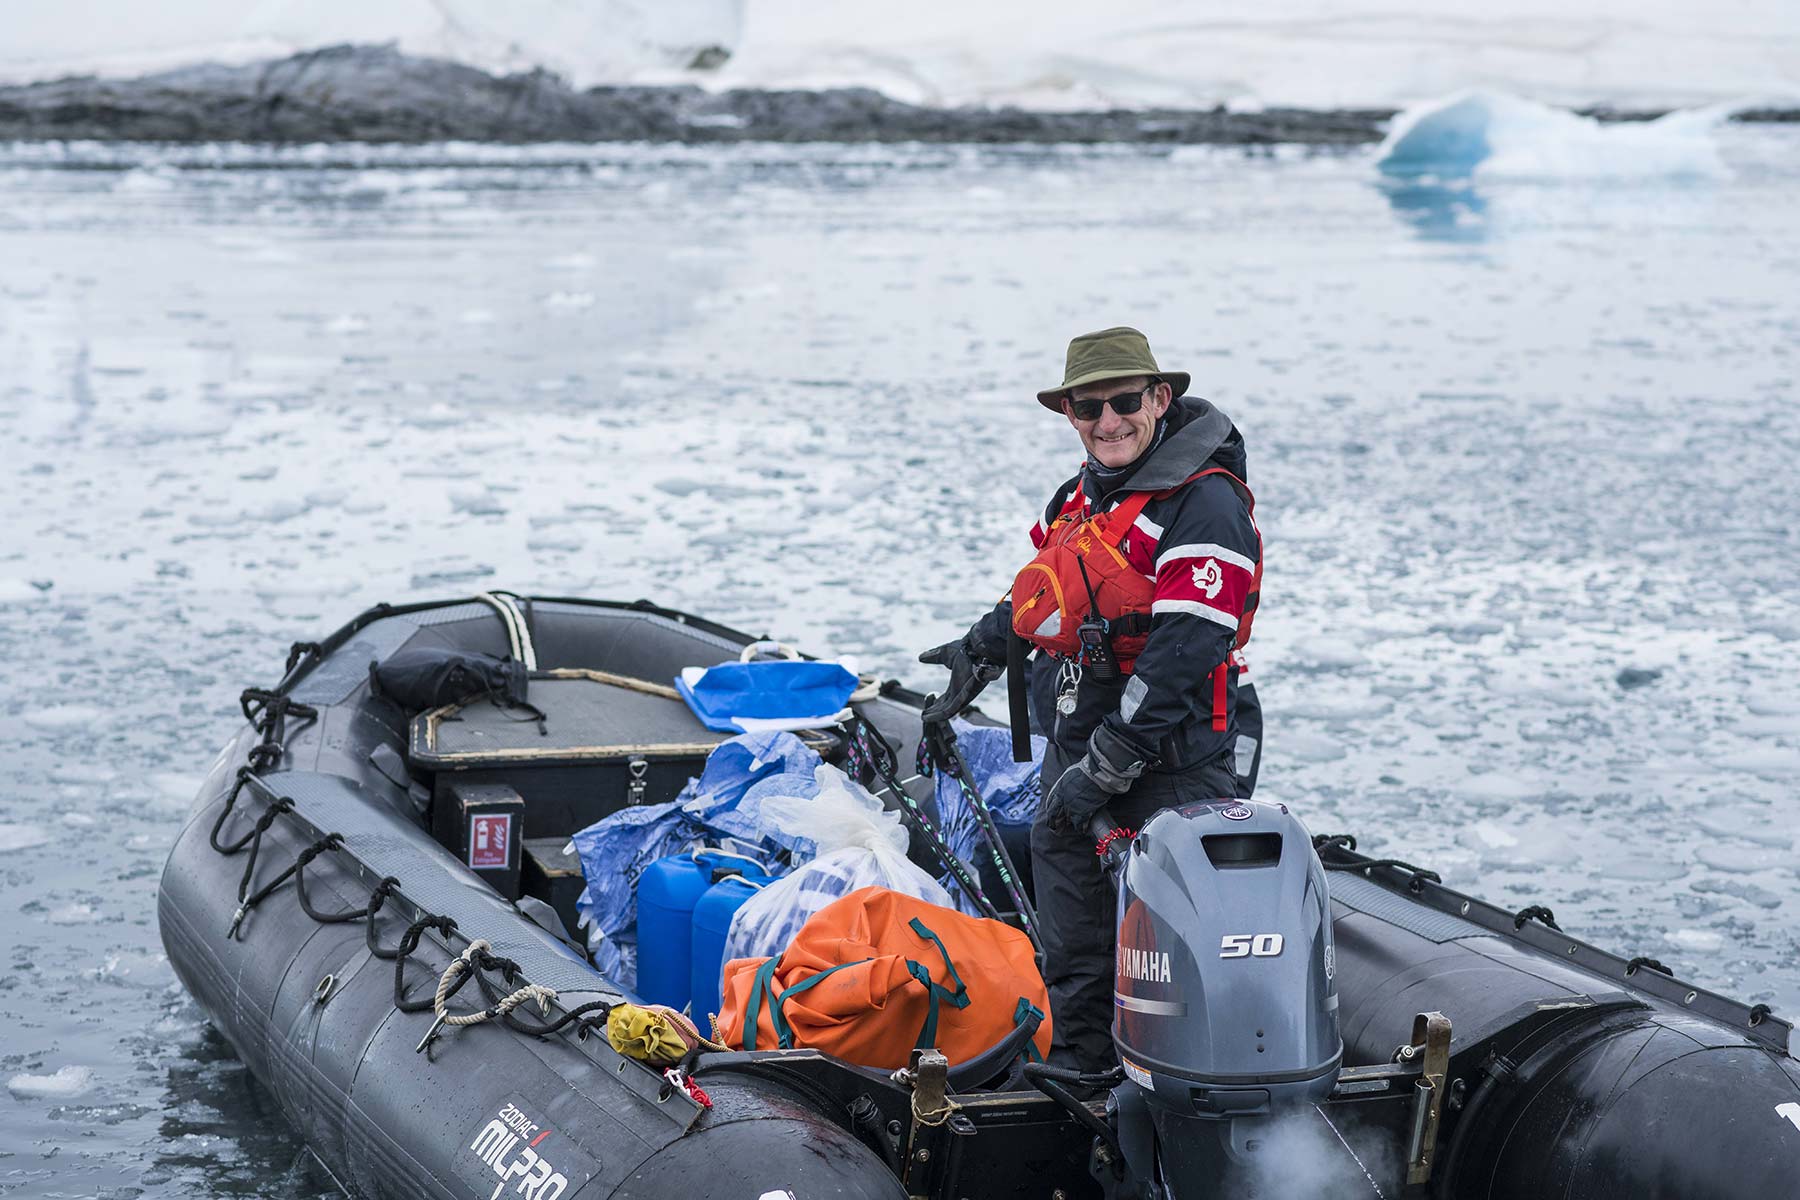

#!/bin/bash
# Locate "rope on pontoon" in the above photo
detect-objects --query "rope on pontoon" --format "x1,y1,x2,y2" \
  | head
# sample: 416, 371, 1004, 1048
421, 938, 559, 1047
1512, 905, 1560, 932
200, 618, 616, 1067
477, 591, 538, 671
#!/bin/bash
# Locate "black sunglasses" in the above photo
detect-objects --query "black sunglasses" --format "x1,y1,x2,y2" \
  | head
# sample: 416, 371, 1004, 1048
1068, 381, 1155, 422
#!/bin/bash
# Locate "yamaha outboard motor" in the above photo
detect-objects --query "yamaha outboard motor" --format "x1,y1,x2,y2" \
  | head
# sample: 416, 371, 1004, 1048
1103, 799, 1342, 1197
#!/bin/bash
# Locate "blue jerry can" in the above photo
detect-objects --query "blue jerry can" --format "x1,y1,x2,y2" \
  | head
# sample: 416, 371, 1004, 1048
690, 872, 772, 1023
636, 852, 717, 1011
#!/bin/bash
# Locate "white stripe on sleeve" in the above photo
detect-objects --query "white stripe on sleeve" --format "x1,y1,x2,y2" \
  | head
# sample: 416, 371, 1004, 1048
1150, 598, 1241, 629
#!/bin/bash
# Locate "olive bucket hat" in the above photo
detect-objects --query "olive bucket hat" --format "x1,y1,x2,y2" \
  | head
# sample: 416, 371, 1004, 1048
1036, 326, 1190, 412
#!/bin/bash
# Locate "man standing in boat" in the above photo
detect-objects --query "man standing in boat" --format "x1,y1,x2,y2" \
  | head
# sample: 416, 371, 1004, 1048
920, 326, 1261, 1072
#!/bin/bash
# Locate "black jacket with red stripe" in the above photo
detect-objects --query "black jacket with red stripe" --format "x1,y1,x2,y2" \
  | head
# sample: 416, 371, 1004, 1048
971, 396, 1259, 773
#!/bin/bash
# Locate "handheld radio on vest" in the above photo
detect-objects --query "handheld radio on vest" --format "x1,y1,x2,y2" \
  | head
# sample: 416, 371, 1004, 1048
1074, 559, 1122, 684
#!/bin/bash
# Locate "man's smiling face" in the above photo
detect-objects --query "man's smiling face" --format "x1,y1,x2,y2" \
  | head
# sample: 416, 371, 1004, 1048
1063, 374, 1172, 469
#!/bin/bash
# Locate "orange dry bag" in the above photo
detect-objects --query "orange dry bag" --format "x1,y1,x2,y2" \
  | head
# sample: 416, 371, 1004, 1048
715, 887, 1051, 1070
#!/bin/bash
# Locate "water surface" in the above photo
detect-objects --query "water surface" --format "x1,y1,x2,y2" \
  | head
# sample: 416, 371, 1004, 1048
1, 133, 1797, 1197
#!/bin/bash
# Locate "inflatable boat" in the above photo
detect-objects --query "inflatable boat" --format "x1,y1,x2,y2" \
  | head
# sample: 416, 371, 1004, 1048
158, 595, 1799, 1199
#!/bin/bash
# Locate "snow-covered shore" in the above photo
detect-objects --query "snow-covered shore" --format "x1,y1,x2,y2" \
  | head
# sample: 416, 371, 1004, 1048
695, 0, 1800, 113
4, 1, 1797, 114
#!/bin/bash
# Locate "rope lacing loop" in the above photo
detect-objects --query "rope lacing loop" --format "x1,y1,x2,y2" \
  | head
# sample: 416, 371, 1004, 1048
413, 938, 560, 1054
227, 831, 342, 940
367, 876, 402, 913
221, 798, 295, 938
209, 768, 260, 853
364, 877, 414, 958
391, 915, 460, 1013
1513, 904, 1560, 931
238, 687, 318, 777
285, 641, 324, 675
293, 849, 379, 924
1625, 956, 1671, 977
245, 742, 284, 772
1748, 1003, 1773, 1027
1313, 834, 1441, 893
370, 906, 450, 962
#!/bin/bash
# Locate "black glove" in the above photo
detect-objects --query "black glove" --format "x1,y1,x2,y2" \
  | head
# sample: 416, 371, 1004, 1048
1042, 723, 1149, 833
918, 637, 1002, 724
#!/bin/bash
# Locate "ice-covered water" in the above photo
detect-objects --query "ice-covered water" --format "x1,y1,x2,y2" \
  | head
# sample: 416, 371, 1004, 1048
1, 129, 1797, 1196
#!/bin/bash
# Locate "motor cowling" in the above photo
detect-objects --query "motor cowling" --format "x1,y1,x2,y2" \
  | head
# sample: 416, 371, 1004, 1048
1112, 799, 1341, 1114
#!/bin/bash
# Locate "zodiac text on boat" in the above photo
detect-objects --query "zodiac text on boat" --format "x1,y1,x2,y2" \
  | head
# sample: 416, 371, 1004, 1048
470, 1102, 570, 1200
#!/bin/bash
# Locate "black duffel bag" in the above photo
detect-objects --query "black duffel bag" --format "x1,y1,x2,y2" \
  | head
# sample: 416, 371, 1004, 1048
369, 647, 531, 714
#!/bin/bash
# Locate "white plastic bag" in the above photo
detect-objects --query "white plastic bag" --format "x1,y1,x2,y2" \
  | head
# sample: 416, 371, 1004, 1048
724, 765, 952, 963
759, 762, 907, 862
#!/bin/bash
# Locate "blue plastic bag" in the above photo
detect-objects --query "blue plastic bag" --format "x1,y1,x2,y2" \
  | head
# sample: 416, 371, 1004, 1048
675, 660, 859, 733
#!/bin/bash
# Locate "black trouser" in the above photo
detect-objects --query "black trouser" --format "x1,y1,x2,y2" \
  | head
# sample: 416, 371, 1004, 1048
1030, 743, 1239, 1072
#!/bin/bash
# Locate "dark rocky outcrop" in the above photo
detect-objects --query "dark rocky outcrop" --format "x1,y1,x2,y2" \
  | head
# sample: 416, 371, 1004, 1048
0, 44, 1393, 145
2, 45, 1791, 145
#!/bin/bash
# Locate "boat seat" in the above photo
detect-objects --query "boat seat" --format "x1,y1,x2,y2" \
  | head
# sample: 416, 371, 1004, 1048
522, 836, 587, 937
408, 670, 838, 841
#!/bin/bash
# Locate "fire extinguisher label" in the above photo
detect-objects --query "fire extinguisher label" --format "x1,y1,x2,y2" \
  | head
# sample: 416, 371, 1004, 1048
469, 812, 512, 870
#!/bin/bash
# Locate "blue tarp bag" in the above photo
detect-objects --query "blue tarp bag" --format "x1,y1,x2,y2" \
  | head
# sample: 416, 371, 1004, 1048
675, 660, 859, 733
680, 731, 822, 830
932, 720, 1047, 912
571, 802, 704, 964
570, 731, 824, 984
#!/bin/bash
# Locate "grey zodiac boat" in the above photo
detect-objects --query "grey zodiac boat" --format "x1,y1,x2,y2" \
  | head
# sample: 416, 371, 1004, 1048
158, 595, 1799, 1199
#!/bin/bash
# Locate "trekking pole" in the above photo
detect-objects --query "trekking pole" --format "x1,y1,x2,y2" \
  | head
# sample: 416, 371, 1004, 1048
920, 713, 1042, 955
845, 714, 1002, 923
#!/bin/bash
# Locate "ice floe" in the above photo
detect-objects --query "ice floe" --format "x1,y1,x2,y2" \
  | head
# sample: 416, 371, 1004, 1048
7, 1065, 95, 1100
1667, 928, 1726, 954
1376, 90, 1738, 179
21, 704, 103, 731
0, 823, 51, 851
47, 902, 102, 925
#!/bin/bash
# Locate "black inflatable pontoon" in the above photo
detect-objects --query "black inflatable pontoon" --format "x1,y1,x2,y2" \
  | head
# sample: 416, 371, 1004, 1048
159, 596, 1800, 1200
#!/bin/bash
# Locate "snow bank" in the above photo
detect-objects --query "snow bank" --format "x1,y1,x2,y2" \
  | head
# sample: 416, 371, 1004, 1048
1376, 90, 1735, 179
0, 0, 740, 88
3, 0, 1796, 110
696, 0, 1799, 111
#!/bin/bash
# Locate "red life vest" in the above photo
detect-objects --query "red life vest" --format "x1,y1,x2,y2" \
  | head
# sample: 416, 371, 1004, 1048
1009, 469, 1260, 729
